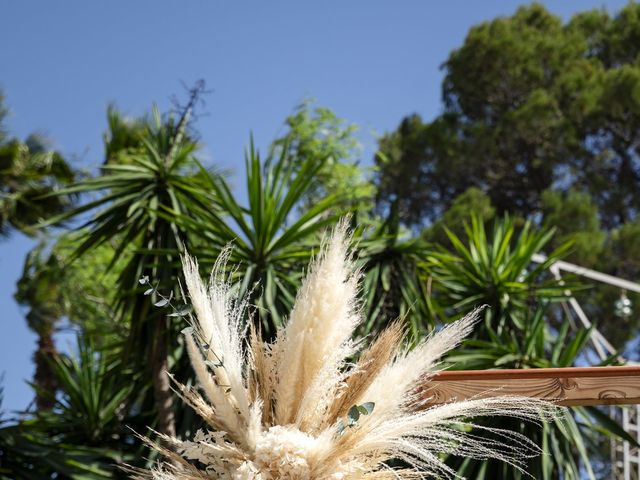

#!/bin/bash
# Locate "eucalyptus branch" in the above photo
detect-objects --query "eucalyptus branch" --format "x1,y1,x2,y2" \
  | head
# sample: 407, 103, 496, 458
139, 275, 226, 372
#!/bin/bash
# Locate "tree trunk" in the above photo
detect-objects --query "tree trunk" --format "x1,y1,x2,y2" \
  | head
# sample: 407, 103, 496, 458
151, 317, 176, 437
33, 327, 58, 410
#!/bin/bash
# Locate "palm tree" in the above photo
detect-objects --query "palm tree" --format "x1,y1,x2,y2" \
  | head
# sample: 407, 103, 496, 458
15, 231, 126, 410
48, 86, 216, 436
0, 133, 75, 238
0, 93, 75, 411
0, 136, 76, 404
14, 243, 66, 410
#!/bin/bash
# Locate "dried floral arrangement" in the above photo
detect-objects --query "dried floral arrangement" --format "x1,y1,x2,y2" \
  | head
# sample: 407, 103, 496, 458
130, 223, 555, 479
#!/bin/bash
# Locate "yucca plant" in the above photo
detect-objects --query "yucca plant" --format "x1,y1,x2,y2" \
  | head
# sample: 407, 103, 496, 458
129, 223, 557, 479
426, 214, 572, 334
0, 338, 137, 480
356, 208, 433, 339
45, 88, 218, 437
426, 215, 632, 478
175, 138, 346, 336
36, 337, 137, 448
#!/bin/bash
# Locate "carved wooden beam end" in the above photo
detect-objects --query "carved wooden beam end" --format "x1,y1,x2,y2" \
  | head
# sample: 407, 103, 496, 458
427, 366, 640, 407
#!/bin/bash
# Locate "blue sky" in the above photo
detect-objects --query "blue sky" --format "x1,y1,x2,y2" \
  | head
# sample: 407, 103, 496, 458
0, 0, 631, 412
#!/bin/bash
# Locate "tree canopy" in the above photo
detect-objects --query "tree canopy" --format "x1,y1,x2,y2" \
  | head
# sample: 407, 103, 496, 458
376, 3, 640, 228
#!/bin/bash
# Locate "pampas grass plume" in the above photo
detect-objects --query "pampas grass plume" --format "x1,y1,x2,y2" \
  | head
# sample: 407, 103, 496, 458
132, 221, 557, 479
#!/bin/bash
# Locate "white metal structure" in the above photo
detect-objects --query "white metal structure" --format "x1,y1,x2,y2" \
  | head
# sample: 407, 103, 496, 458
531, 254, 640, 479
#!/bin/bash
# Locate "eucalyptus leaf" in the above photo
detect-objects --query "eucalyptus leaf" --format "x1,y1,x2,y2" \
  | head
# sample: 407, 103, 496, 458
181, 326, 194, 336
154, 298, 170, 308
358, 402, 375, 415
347, 405, 360, 426
168, 306, 193, 317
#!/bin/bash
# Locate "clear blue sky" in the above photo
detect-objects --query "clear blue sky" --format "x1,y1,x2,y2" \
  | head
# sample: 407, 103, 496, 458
0, 0, 631, 413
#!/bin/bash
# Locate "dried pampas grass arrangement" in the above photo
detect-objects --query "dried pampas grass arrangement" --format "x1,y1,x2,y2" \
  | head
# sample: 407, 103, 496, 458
132, 221, 556, 479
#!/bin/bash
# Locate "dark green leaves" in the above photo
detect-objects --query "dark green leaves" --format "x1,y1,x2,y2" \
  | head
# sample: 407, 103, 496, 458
0, 335, 138, 479
0, 106, 76, 238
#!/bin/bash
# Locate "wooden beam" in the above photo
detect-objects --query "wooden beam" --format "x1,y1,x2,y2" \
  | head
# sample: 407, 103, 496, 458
427, 366, 640, 406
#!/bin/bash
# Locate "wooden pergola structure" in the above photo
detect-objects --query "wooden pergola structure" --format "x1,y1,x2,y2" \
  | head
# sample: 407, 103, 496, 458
426, 255, 640, 479
428, 366, 640, 479
430, 365, 640, 407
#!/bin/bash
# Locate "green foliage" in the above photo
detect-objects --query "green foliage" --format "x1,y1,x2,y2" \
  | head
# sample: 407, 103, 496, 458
539, 187, 640, 349
427, 215, 571, 331
581, 218, 640, 349
49, 100, 216, 321
423, 187, 496, 246
272, 100, 359, 167
541, 189, 605, 266
43, 92, 219, 440
0, 92, 77, 410
608, 217, 640, 280
8, 97, 403, 478
13, 232, 128, 410
375, 1, 640, 350
0, 337, 137, 479
0, 102, 75, 237
35, 336, 137, 449
103, 104, 150, 165
270, 100, 374, 214
177, 138, 346, 335
356, 211, 433, 339
375, 113, 463, 225
4, 36, 636, 475
50, 104, 214, 266
428, 215, 630, 478
337, 402, 375, 435
376, 2, 640, 225
15, 231, 127, 337
0, 422, 123, 480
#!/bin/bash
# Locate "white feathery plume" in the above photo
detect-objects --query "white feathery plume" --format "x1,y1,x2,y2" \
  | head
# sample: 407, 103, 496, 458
135, 222, 559, 480
274, 220, 360, 431
359, 309, 480, 419
181, 250, 252, 446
